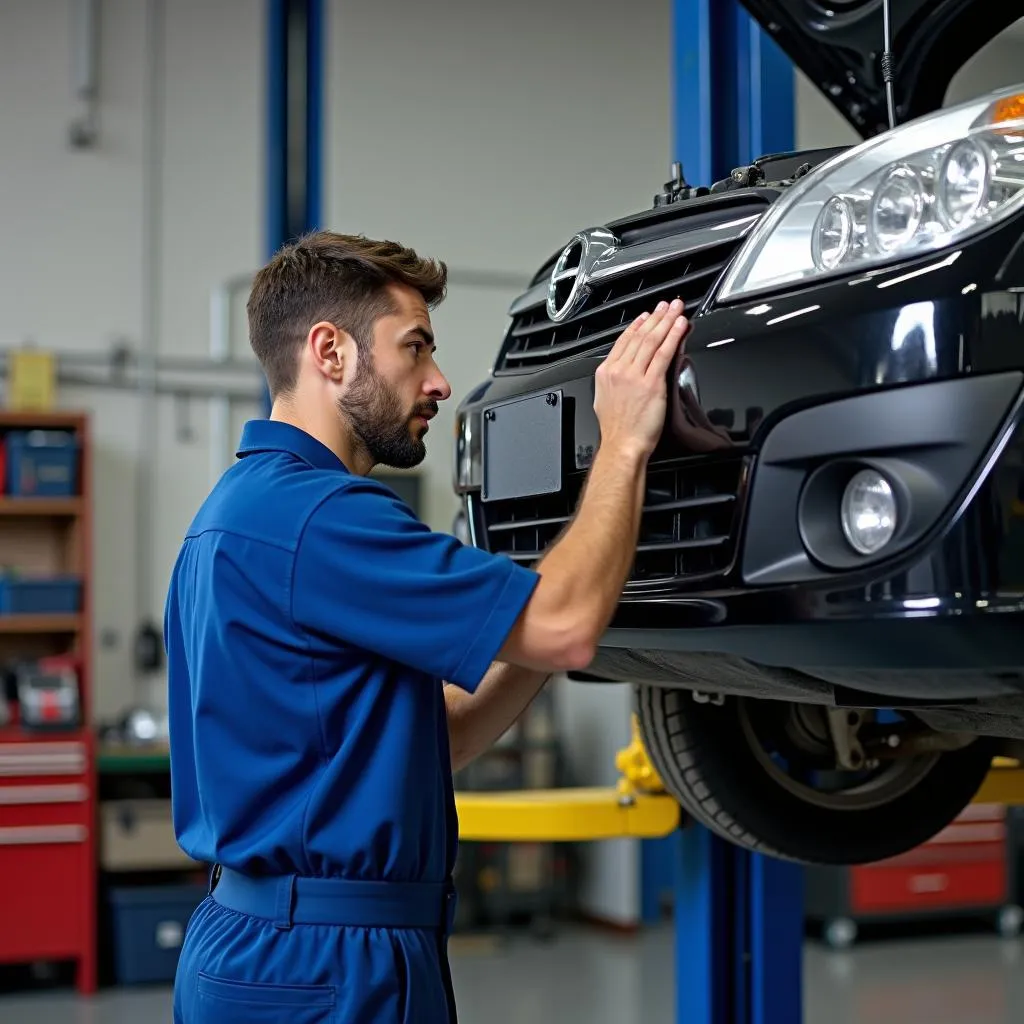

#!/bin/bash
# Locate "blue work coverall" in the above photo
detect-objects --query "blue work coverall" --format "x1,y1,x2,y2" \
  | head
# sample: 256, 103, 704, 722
164, 420, 540, 1023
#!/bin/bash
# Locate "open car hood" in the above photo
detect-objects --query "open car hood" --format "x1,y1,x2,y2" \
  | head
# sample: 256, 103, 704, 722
739, 1, 1024, 139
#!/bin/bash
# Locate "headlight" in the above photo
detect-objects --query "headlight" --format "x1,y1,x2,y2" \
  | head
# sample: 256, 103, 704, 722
717, 87, 1024, 301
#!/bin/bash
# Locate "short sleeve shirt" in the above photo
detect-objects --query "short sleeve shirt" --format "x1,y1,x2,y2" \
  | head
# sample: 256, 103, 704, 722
164, 419, 540, 883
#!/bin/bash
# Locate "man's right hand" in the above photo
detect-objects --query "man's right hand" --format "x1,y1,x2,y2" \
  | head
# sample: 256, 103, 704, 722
593, 298, 690, 461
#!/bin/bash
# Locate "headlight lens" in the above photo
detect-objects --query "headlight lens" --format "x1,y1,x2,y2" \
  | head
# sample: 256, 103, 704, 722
717, 87, 1024, 301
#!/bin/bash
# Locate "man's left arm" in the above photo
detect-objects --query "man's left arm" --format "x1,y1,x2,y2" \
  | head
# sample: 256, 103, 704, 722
444, 663, 551, 771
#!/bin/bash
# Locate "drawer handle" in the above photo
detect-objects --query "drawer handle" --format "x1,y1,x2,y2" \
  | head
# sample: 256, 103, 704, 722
0, 784, 88, 804
908, 873, 949, 894
0, 824, 87, 845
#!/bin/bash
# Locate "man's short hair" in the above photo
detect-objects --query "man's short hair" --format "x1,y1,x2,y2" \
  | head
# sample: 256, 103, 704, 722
247, 231, 448, 398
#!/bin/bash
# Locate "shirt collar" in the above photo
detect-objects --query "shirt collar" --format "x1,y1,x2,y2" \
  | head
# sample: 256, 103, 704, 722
236, 419, 350, 473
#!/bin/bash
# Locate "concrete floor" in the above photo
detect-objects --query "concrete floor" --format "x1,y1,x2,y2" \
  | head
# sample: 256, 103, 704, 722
1, 925, 1022, 1023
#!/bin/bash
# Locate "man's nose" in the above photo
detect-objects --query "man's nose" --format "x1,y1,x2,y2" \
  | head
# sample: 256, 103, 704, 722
426, 370, 452, 402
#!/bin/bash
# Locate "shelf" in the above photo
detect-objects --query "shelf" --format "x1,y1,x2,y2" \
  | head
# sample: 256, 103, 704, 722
0, 498, 82, 516
0, 724, 87, 744
0, 614, 81, 633
0, 411, 86, 430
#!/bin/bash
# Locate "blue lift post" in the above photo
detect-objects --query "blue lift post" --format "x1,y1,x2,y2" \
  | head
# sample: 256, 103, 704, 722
263, 0, 325, 415
670, 3, 804, 1022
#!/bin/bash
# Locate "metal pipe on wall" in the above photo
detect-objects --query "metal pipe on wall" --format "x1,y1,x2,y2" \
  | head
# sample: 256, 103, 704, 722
209, 274, 255, 486
134, 0, 166, 684
69, 0, 100, 147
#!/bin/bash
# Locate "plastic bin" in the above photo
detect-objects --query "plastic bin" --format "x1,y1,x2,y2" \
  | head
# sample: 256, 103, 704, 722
108, 883, 208, 985
5, 429, 79, 496
0, 575, 82, 614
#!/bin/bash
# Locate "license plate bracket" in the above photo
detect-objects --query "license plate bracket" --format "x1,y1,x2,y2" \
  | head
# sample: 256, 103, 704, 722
481, 391, 564, 503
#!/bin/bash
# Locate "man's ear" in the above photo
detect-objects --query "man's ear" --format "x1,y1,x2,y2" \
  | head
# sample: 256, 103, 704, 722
307, 321, 354, 385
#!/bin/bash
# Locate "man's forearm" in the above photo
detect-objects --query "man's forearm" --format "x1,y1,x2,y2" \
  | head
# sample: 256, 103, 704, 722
444, 662, 551, 771
497, 443, 647, 672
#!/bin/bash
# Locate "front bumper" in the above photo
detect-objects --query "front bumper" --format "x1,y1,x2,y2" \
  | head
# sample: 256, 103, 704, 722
455, 220, 1024, 686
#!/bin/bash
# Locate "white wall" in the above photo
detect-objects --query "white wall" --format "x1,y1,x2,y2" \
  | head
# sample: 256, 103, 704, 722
0, 0, 263, 719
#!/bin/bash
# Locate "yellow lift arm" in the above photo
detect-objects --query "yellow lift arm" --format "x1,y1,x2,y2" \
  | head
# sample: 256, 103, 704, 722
455, 715, 676, 842
454, 718, 1024, 842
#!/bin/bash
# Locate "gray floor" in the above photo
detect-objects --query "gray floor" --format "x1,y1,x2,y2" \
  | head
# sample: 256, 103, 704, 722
1, 925, 1022, 1023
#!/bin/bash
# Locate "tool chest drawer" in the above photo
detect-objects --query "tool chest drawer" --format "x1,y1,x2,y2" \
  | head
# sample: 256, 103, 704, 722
0, 826, 90, 961
0, 739, 88, 777
0, 790, 90, 829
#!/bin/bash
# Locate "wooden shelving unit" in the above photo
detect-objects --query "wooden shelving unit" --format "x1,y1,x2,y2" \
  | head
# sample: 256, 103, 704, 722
0, 410, 96, 994
0, 497, 84, 516
0, 614, 83, 634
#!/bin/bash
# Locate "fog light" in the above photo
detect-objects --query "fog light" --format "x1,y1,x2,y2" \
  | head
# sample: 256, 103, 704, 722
841, 470, 897, 555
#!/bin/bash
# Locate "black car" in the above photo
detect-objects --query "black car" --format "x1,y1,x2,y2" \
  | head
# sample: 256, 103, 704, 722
453, 0, 1024, 865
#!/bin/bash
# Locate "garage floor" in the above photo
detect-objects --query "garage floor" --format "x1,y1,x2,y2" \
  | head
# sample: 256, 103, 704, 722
1, 925, 1021, 1024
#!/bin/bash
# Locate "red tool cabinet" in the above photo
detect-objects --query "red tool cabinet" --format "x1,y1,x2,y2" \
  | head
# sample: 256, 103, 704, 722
0, 411, 96, 994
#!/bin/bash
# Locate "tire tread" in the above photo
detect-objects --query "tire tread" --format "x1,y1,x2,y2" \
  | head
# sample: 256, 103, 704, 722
638, 686, 777, 857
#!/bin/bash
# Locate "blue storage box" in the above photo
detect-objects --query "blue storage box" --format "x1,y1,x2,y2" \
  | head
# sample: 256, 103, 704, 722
0, 575, 82, 614
109, 883, 208, 985
5, 429, 79, 496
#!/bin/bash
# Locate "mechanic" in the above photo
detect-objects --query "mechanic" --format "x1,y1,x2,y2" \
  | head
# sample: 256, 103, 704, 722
164, 230, 690, 1024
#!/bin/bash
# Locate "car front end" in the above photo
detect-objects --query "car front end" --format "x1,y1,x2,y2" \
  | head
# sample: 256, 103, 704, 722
452, 68, 1024, 864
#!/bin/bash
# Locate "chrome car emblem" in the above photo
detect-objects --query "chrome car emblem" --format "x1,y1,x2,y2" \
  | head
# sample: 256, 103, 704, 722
546, 228, 618, 322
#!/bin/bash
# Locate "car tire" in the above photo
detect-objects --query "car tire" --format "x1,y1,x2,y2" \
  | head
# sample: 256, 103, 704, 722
636, 685, 995, 865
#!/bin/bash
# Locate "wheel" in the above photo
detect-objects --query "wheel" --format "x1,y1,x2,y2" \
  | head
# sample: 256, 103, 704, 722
997, 904, 1023, 939
823, 917, 858, 950
636, 686, 995, 865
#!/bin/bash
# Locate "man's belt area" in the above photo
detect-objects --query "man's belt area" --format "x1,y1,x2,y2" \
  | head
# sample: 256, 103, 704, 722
209, 864, 458, 934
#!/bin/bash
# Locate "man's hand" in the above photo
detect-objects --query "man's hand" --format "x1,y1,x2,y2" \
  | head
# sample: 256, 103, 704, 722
444, 664, 550, 771
594, 298, 690, 461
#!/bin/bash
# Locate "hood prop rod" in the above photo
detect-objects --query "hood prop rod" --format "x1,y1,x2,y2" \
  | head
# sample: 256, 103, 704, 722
881, 0, 897, 129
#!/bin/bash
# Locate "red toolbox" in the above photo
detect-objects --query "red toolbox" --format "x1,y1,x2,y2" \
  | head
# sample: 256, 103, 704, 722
805, 803, 1021, 948
0, 732, 97, 991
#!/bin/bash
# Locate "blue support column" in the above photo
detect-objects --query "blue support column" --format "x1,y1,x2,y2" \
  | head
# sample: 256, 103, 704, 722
671, 0, 795, 185
674, 825, 804, 1024
262, 0, 325, 414
669, 4, 800, 1022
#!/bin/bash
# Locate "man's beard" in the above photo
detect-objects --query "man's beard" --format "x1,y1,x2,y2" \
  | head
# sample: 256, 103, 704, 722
340, 356, 436, 470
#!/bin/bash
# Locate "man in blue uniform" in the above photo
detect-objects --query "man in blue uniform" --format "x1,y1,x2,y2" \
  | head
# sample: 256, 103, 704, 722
165, 230, 690, 1023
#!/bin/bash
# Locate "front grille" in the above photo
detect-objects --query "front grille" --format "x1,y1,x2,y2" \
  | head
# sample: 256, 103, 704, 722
478, 455, 747, 586
498, 237, 742, 373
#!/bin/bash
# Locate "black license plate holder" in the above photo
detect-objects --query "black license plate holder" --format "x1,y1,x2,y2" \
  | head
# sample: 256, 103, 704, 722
481, 390, 564, 503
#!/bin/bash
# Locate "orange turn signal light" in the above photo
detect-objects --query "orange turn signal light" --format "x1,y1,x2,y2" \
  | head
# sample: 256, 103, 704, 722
991, 94, 1024, 125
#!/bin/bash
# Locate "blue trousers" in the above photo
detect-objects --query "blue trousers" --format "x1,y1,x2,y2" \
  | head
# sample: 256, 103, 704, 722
173, 869, 456, 1023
